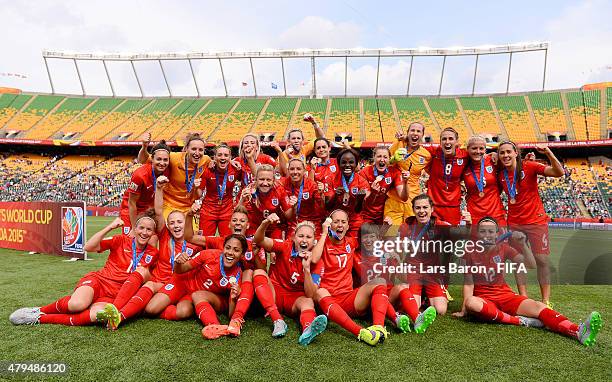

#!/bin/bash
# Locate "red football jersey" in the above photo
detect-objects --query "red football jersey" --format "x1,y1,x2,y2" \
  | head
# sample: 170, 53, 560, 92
151, 228, 202, 283
279, 176, 324, 227
399, 217, 452, 267
358, 165, 403, 223
182, 249, 242, 294
205, 235, 266, 270
97, 234, 159, 283
242, 185, 291, 236
237, 153, 277, 185
119, 163, 166, 218
269, 240, 323, 293
464, 243, 520, 298
327, 171, 370, 221
499, 160, 547, 225
425, 146, 468, 223
307, 158, 339, 192
200, 166, 243, 217
318, 236, 359, 296
462, 156, 505, 223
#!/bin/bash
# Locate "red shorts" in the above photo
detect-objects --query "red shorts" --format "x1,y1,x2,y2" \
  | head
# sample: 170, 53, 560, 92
476, 291, 527, 316
159, 279, 190, 304
332, 288, 361, 317
273, 286, 304, 315
408, 278, 447, 299
433, 206, 461, 225
199, 213, 232, 236
510, 224, 550, 255
75, 272, 122, 301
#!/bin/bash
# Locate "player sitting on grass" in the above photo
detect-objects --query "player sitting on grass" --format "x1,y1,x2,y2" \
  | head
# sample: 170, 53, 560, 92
453, 217, 603, 347
10, 214, 158, 327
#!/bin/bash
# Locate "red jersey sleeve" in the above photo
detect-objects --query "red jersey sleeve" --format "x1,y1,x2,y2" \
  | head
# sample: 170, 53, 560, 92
126, 169, 146, 196
277, 187, 292, 211
527, 160, 547, 176
98, 235, 121, 253
271, 239, 288, 254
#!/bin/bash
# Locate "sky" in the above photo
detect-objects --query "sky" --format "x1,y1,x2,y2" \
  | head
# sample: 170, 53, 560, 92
0, 0, 611, 97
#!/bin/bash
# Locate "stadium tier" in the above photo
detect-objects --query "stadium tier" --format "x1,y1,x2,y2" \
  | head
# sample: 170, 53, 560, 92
0, 86, 610, 144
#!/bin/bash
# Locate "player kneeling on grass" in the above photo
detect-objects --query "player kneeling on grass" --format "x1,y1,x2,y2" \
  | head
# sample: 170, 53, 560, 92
310, 210, 389, 346
10, 214, 159, 327
251, 214, 328, 345
452, 217, 603, 347
97, 177, 203, 329
172, 234, 246, 340
356, 224, 436, 335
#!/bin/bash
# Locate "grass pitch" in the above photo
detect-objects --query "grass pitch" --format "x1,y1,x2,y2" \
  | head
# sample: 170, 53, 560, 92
0, 217, 610, 381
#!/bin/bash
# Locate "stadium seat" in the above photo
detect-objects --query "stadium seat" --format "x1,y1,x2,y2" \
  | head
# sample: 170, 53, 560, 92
25, 97, 94, 139
254, 98, 297, 138
4, 95, 64, 133
149, 99, 207, 141
212, 98, 267, 141
426, 97, 470, 143
327, 98, 361, 142
566, 90, 601, 141
362, 98, 396, 142
528, 92, 567, 137
61, 98, 124, 137
175, 98, 237, 141
492, 95, 538, 142
0, 94, 33, 131
80, 99, 151, 140
290, 98, 327, 142
459, 96, 501, 136
393, 97, 437, 137
105, 98, 179, 141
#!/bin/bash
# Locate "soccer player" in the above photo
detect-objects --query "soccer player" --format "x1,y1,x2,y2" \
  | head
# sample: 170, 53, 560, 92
311, 210, 389, 346
325, 148, 370, 237
96, 178, 203, 329
280, 158, 325, 236
497, 141, 564, 305
359, 146, 409, 224
236, 133, 277, 185
385, 122, 432, 225
246, 214, 329, 345
138, 132, 211, 219
307, 137, 338, 187
453, 217, 602, 347
119, 139, 171, 233
279, 114, 325, 175
239, 164, 295, 239
399, 194, 461, 315
198, 143, 243, 236
183, 204, 266, 337
462, 135, 506, 226
173, 235, 247, 340
10, 215, 158, 326
425, 127, 469, 225
356, 224, 437, 334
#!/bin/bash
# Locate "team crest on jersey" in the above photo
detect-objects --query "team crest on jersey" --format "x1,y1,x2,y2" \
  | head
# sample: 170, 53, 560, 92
351, 187, 358, 195
330, 165, 337, 172
228, 175, 235, 182
186, 248, 193, 256
385, 177, 392, 185
220, 278, 229, 287
486, 165, 493, 173
419, 157, 425, 164
198, 167, 204, 173
128, 182, 139, 191
123, 227, 130, 235
302, 192, 310, 200
457, 159, 464, 165
271, 198, 279, 206
345, 244, 352, 253
164, 283, 174, 291
245, 251, 253, 261
493, 255, 502, 264
145, 254, 153, 264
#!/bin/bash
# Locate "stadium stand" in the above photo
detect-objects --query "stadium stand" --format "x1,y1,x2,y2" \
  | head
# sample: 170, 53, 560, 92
529, 92, 567, 138
290, 98, 327, 141
175, 98, 237, 141
426, 97, 470, 142
81, 99, 151, 140
394, 97, 437, 137
327, 98, 360, 141
0, 94, 33, 132
60, 98, 123, 138
213, 98, 267, 141
254, 98, 297, 137
105, 98, 179, 141
566, 89, 601, 141
608, 87, 612, 135
459, 96, 501, 136
149, 99, 209, 141
493, 95, 539, 142
4, 95, 64, 133
362, 98, 396, 142
24, 97, 94, 139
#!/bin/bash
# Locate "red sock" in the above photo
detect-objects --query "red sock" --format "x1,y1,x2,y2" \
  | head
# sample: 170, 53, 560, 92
370, 285, 389, 326
120, 287, 154, 321
474, 300, 520, 325
231, 280, 253, 321
300, 309, 317, 331
253, 274, 282, 321
112, 272, 144, 309
40, 295, 72, 314
538, 308, 579, 338
195, 301, 219, 325
398, 288, 420, 322
319, 296, 362, 336
159, 305, 178, 321
39, 310, 92, 326
386, 302, 398, 322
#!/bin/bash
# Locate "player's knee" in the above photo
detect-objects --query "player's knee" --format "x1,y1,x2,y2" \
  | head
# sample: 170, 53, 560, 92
67, 298, 89, 312
433, 300, 448, 315
144, 302, 162, 316
315, 288, 330, 301
176, 304, 193, 319
464, 296, 481, 312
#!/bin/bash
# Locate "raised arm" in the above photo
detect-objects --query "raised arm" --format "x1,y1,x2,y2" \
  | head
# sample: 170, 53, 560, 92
184, 201, 207, 247
84, 217, 124, 252
153, 175, 169, 233
253, 213, 279, 252
127, 193, 140, 230
535, 144, 564, 178
311, 218, 331, 263
302, 252, 319, 299
137, 132, 152, 164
